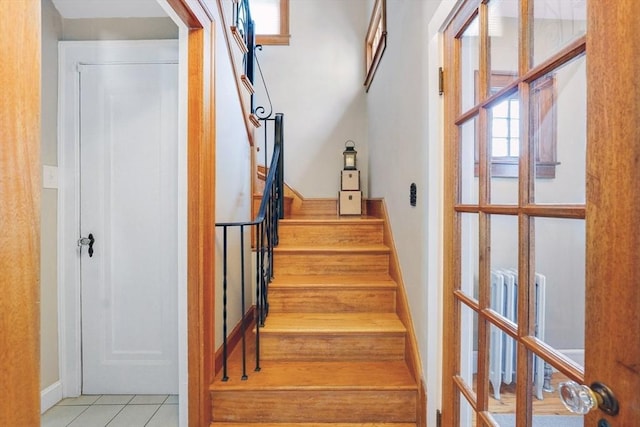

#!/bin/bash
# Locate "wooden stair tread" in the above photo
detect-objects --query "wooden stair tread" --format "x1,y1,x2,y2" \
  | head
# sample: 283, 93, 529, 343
212, 423, 416, 426
261, 313, 406, 334
275, 244, 390, 253
211, 360, 416, 390
270, 274, 396, 287
281, 216, 383, 224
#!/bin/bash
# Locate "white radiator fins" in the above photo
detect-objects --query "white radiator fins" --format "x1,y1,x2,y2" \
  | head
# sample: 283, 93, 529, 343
489, 269, 547, 401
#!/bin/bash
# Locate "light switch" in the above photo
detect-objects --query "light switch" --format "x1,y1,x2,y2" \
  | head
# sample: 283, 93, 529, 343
43, 165, 58, 189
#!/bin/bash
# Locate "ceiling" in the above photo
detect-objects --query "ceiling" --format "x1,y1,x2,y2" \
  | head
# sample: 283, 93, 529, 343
51, 0, 167, 19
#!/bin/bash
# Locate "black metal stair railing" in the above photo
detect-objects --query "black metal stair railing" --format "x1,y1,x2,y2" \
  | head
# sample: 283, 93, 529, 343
215, 0, 284, 381
215, 114, 284, 381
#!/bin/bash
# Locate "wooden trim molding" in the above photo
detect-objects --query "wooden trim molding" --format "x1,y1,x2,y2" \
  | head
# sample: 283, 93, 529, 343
214, 306, 256, 374
255, 0, 290, 46
364, 0, 387, 91
365, 199, 426, 427
0, 1, 41, 425
166, 1, 216, 425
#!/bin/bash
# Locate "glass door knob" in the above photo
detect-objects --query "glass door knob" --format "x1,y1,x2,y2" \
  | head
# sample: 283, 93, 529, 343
559, 380, 619, 416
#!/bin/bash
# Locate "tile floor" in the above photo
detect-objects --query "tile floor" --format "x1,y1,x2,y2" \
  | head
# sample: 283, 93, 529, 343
41, 394, 178, 427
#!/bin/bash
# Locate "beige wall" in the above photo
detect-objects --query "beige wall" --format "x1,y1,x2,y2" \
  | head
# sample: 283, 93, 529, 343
61, 17, 177, 41
41, 0, 63, 391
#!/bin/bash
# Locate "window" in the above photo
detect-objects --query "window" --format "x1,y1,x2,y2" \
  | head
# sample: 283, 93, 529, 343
250, 0, 290, 45
477, 72, 558, 178
364, 0, 387, 91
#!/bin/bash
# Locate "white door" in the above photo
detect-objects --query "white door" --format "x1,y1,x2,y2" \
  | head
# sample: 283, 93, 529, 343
79, 61, 179, 394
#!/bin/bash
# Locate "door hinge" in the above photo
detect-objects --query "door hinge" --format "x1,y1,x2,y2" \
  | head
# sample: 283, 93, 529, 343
438, 67, 444, 96
436, 409, 442, 427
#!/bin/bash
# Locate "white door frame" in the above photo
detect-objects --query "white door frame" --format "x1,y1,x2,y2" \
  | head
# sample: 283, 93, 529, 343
57, 40, 187, 413
425, 1, 462, 427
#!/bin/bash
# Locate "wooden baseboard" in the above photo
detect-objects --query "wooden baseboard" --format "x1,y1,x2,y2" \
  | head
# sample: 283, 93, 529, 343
214, 306, 256, 375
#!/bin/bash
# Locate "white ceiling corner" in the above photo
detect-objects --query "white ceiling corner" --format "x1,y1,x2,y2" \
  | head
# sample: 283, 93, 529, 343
51, 0, 168, 19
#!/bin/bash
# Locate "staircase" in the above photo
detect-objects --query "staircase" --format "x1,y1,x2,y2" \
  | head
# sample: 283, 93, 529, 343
210, 199, 422, 426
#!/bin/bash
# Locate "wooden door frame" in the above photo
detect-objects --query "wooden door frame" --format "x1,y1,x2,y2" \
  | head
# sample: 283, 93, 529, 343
165, 1, 216, 425
441, 0, 640, 425
0, 1, 41, 425
1, 1, 216, 425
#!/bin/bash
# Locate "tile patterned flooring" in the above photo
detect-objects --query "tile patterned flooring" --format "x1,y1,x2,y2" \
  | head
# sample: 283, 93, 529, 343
41, 395, 178, 427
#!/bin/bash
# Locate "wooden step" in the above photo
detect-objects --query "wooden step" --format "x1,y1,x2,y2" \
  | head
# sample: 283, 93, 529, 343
274, 245, 390, 275
278, 218, 384, 246
259, 313, 406, 361
210, 361, 417, 423
269, 274, 397, 313
212, 421, 416, 426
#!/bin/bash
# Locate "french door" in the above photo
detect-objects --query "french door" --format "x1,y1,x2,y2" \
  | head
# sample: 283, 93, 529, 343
442, 0, 640, 426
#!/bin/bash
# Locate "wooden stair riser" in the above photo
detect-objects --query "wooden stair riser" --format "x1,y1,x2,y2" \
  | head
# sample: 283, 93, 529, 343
252, 193, 294, 218
260, 333, 406, 361
268, 287, 396, 313
274, 253, 389, 275
211, 390, 417, 423
297, 199, 339, 216
278, 222, 384, 246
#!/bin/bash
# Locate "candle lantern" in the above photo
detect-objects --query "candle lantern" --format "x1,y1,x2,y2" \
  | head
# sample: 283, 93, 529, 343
343, 140, 357, 170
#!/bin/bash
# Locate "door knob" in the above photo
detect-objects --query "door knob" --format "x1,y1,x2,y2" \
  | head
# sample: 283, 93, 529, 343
559, 380, 619, 416
78, 233, 95, 257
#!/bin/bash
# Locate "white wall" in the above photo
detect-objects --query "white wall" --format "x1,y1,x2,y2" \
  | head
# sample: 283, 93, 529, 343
253, 0, 368, 198
366, 2, 443, 426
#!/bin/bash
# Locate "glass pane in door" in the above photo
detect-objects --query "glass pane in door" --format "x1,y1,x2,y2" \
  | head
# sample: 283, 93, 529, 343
461, 14, 480, 112
532, 0, 586, 67
461, 117, 479, 205
489, 214, 519, 322
460, 303, 479, 395
488, 94, 520, 205
533, 55, 586, 203
486, 320, 517, 422
532, 354, 585, 425
534, 217, 585, 363
488, 0, 519, 82
461, 213, 480, 299
459, 389, 476, 427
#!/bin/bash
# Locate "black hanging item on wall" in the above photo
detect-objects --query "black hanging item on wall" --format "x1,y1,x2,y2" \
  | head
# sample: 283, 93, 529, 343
410, 183, 417, 207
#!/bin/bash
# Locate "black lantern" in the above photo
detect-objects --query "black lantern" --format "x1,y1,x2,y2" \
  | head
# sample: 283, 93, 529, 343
343, 140, 357, 170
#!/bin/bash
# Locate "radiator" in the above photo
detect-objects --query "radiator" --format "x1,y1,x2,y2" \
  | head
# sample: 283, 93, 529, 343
489, 269, 547, 401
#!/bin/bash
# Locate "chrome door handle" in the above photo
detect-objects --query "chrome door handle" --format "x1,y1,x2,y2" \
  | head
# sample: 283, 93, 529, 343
78, 233, 95, 257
